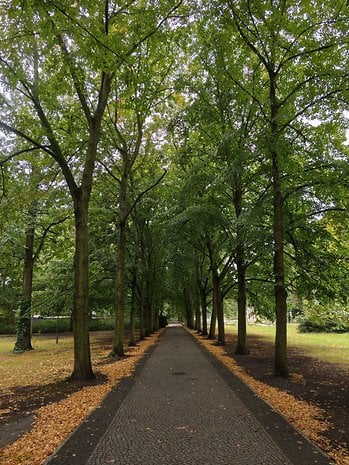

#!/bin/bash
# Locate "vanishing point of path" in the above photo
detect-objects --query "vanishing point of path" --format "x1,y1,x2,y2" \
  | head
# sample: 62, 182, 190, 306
46, 325, 334, 465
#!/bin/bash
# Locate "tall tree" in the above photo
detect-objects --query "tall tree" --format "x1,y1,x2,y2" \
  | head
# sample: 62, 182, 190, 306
0, 1, 114, 378
224, 0, 348, 376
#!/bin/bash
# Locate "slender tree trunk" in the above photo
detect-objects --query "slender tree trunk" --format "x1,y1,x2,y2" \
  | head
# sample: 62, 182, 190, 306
194, 284, 202, 332
154, 296, 162, 331
270, 72, 289, 378
212, 266, 225, 345
112, 176, 127, 357
129, 268, 137, 346
233, 178, 248, 354
144, 273, 152, 337
208, 304, 217, 339
139, 277, 145, 340
184, 287, 194, 329
272, 150, 288, 377
148, 268, 155, 333
14, 225, 34, 352
199, 284, 208, 336
235, 242, 248, 354
71, 198, 94, 379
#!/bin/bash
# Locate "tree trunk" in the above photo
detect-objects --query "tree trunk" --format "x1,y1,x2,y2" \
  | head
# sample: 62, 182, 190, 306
139, 277, 145, 340
272, 150, 288, 377
144, 293, 152, 337
199, 284, 208, 336
212, 266, 225, 345
194, 284, 202, 332
235, 243, 248, 354
233, 175, 248, 354
270, 72, 289, 378
71, 198, 94, 380
184, 287, 194, 329
208, 302, 217, 339
14, 225, 34, 352
112, 176, 127, 357
129, 268, 137, 346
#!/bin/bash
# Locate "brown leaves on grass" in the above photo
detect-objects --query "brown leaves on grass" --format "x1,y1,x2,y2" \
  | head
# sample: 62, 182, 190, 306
0, 332, 162, 465
190, 330, 349, 465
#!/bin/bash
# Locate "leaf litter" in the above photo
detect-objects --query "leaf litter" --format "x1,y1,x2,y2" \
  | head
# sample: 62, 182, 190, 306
190, 329, 349, 465
0, 331, 162, 465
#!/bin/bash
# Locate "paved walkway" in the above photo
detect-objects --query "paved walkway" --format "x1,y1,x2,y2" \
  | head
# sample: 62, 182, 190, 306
46, 325, 334, 465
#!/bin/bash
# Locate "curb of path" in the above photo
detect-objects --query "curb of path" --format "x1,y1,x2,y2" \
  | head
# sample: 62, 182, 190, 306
44, 332, 164, 465
188, 329, 335, 465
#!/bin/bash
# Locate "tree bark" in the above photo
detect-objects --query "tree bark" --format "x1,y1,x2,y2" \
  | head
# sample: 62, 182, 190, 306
129, 268, 137, 346
235, 242, 248, 354
233, 178, 249, 354
272, 150, 288, 377
208, 303, 217, 339
270, 71, 289, 378
212, 265, 225, 345
112, 175, 128, 357
71, 197, 94, 379
139, 277, 145, 340
14, 225, 34, 352
199, 283, 208, 336
194, 283, 202, 332
184, 287, 194, 329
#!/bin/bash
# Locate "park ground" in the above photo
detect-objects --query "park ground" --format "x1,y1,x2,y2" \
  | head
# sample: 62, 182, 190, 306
0, 324, 348, 465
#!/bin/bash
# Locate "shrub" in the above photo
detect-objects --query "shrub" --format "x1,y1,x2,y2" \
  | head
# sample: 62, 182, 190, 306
32, 318, 71, 333
0, 321, 16, 334
89, 318, 114, 331
298, 301, 349, 333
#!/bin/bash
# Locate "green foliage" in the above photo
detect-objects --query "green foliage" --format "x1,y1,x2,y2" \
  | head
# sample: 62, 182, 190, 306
299, 301, 349, 333
89, 318, 115, 332
32, 317, 71, 334
0, 321, 17, 334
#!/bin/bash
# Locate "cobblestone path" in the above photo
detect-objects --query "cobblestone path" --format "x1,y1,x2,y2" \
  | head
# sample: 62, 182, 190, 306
46, 325, 333, 465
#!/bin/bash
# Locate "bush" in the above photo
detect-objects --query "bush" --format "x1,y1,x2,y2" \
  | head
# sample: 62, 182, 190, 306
298, 301, 349, 333
89, 318, 114, 331
32, 318, 71, 333
0, 321, 16, 334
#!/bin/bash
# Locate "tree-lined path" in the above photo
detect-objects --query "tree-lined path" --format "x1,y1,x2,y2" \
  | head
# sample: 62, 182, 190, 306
46, 325, 333, 465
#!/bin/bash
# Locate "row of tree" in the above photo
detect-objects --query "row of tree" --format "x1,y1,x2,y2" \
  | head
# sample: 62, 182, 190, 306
0, 0, 348, 379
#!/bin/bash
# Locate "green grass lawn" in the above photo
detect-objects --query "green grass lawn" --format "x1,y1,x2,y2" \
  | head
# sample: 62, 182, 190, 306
0, 332, 112, 391
226, 323, 349, 367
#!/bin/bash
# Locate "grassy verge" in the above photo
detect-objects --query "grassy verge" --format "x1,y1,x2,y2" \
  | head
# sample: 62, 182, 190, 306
225, 323, 349, 367
0, 332, 112, 392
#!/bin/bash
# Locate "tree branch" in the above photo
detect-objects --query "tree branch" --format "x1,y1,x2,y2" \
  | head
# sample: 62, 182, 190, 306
97, 158, 121, 184
0, 146, 44, 167
125, 170, 167, 221
0, 121, 55, 157
33, 216, 70, 262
